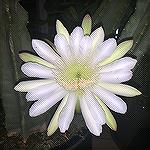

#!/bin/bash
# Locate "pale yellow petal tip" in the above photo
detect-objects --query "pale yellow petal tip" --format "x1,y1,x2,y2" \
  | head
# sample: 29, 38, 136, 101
75, 105, 81, 113
19, 52, 55, 68
84, 14, 91, 20
14, 84, 25, 92
19, 53, 30, 62
93, 26, 104, 36
47, 125, 58, 136
47, 123, 58, 136
107, 115, 117, 131
56, 19, 69, 42
99, 26, 103, 29
82, 14, 92, 35
56, 19, 65, 30
136, 90, 142, 96
19, 53, 26, 60
127, 39, 133, 48
56, 20, 63, 32
132, 87, 142, 96
75, 99, 81, 113
128, 39, 133, 44
121, 39, 133, 48
107, 119, 117, 131
14, 85, 18, 91
95, 26, 104, 39
19, 53, 23, 57
56, 19, 61, 26
47, 130, 53, 136
113, 125, 117, 131
14, 84, 19, 91
109, 123, 117, 131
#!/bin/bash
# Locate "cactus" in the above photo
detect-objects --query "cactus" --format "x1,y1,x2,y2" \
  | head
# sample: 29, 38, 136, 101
119, 0, 150, 95
0, 0, 51, 141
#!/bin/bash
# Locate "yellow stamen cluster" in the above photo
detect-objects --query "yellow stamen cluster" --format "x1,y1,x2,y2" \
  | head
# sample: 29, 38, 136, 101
56, 59, 97, 92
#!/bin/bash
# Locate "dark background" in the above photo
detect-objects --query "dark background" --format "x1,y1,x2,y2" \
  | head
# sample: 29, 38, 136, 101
1, 0, 150, 149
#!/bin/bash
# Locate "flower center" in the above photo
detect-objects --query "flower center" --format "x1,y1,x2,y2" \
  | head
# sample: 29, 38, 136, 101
56, 59, 96, 91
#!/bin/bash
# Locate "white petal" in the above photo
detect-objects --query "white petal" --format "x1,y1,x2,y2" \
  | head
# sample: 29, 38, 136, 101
94, 38, 117, 64
29, 88, 67, 117
80, 96, 102, 136
21, 62, 54, 78
54, 34, 71, 58
90, 27, 104, 50
97, 82, 142, 97
99, 40, 133, 66
70, 27, 84, 55
84, 90, 105, 125
59, 92, 77, 133
99, 57, 137, 72
14, 80, 54, 92
79, 35, 92, 55
92, 85, 127, 114
99, 70, 132, 83
32, 39, 60, 64
26, 82, 60, 101
47, 94, 69, 136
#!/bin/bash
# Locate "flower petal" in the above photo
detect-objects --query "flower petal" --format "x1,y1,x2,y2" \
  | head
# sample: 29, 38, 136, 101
99, 70, 132, 83
29, 88, 67, 117
44, 39, 57, 52
14, 80, 54, 92
56, 20, 70, 43
80, 96, 102, 136
90, 27, 104, 50
70, 27, 84, 55
92, 85, 127, 114
21, 62, 54, 78
84, 90, 105, 125
93, 38, 117, 64
99, 57, 137, 72
99, 40, 133, 66
26, 82, 60, 101
32, 39, 61, 64
95, 96, 117, 131
81, 14, 92, 35
47, 94, 69, 136
75, 98, 80, 113
54, 34, 71, 58
19, 53, 55, 68
97, 82, 142, 97
79, 35, 92, 55
59, 92, 77, 133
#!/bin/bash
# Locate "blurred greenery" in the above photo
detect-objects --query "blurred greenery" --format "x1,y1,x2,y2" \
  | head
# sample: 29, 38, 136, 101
0, 0, 51, 141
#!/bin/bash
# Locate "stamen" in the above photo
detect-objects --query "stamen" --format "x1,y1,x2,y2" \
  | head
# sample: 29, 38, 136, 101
55, 58, 98, 91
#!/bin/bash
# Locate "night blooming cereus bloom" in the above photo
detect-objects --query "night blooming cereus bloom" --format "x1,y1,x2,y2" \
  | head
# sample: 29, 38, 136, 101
14, 14, 141, 136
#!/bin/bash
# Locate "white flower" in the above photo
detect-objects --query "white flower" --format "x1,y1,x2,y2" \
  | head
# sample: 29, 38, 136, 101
14, 14, 141, 136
